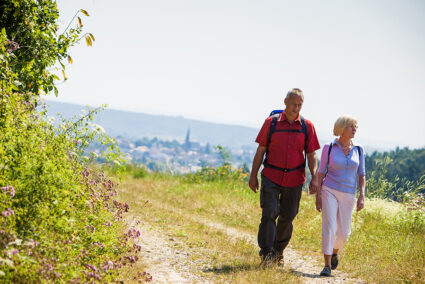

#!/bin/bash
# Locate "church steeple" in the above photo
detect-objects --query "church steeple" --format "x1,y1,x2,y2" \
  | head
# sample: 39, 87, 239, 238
184, 128, 191, 151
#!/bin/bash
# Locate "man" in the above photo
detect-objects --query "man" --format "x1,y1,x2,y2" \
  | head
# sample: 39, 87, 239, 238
249, 88, 320, 266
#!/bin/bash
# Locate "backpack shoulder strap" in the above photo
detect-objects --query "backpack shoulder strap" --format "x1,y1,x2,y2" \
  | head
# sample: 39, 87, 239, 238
300, 116, 307, 151
325, 142, 333, 176
265, 114, 279, 155
356, 145, 361, 156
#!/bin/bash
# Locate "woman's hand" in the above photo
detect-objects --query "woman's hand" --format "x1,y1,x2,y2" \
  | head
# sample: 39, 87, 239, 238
357, 194, 364, 211
315, 192, 322, 212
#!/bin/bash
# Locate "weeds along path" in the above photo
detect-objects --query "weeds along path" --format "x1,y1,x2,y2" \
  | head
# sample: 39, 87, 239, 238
119, 178, 366, 283
125, 217, 212, 283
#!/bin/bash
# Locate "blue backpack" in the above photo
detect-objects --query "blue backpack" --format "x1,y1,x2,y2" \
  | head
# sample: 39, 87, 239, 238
263, 110, 308, 173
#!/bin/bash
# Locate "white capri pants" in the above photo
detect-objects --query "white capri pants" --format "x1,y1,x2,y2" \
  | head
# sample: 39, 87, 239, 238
321, 185, 356, 255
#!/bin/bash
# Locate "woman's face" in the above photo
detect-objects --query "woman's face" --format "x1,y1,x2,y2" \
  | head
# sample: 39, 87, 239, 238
342, 122, 358, 139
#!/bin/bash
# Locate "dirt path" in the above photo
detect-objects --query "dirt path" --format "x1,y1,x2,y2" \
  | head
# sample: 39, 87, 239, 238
126, 202, 366, 284
127, 218, 212, 283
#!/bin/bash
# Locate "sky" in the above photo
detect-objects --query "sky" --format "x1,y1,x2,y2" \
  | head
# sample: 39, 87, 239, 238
46, 0, 425, 149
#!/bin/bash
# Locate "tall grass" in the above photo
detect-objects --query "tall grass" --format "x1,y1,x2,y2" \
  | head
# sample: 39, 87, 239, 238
120, 167, 425, 283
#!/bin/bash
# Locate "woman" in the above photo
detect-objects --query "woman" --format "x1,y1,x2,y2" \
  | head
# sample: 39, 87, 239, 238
315, 115, 365, 276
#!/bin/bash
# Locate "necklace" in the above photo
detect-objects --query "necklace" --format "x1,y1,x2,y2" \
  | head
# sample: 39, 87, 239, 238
337, 139, 353, 151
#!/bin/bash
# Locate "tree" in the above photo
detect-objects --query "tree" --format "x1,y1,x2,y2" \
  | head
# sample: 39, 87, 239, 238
0, 0, 93, 100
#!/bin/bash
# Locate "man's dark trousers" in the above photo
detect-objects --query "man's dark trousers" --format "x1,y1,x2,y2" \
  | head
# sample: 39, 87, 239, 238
258, 174, 303, 257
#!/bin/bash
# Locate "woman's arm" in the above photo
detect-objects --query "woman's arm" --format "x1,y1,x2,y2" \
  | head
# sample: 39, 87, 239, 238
357, 175, 365, 211
315, 172, 326, 212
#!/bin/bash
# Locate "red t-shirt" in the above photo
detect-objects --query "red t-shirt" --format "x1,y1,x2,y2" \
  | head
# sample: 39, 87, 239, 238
255, 112, 320, 187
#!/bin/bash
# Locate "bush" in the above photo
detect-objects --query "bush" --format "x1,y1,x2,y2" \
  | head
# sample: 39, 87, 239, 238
0, 2, 143, 281
0, 95, 142, 282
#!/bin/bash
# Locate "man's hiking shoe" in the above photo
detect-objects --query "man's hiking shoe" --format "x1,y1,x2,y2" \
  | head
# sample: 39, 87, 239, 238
260, 252, 275, 268
276, 253, 284, 267
320, 266, 332, 276
331, 254, 339, 270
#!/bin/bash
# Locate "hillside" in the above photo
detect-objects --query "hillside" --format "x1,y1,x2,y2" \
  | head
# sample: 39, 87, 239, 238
44, 101, 398, 155
44, 101, 259, 149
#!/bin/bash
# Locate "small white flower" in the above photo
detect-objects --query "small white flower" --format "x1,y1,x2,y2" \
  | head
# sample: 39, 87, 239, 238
91, 123, 105, 134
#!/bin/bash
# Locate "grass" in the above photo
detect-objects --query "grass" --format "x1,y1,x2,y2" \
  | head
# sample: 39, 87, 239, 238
116, 172, 425, 283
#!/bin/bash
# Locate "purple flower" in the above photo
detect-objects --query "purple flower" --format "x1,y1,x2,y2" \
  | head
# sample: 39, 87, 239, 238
103, 260, 114, 271
86, 264, 97, 272
6, 39, 19, 53
1, 186, 15, 197
128, 228, 141, 238
12, 249, 18, 255
2, 208, 15, 218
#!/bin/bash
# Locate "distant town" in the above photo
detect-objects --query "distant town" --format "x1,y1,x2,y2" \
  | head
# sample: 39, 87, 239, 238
112, 129, 255, 174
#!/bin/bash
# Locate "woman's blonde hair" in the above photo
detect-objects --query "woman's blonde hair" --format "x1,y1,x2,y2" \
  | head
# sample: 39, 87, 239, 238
333, 115, 358, 136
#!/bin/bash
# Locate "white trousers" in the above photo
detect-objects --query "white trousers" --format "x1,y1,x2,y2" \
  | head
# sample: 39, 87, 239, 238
321, 185, 356, 255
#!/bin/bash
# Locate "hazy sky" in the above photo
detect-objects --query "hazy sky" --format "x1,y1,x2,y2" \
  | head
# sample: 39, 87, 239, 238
47, 0, 425, 149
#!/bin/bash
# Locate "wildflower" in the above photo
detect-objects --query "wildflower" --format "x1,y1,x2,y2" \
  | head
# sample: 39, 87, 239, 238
6, 39, 19, 53
46, 264, 53, 272
103, 260, 114, 271
2, 208, 15, 217
90, 123, 106, 133
82, 168, 90, 177
1, 186, 15, 197
86, 264, 97, 272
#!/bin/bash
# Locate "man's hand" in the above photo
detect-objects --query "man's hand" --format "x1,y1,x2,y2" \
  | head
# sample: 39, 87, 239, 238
309, 175, 319, 194
357, 194, 364, 211
249, 175, 259, 193
248, 146, 266, 194
315, 192, 322, 212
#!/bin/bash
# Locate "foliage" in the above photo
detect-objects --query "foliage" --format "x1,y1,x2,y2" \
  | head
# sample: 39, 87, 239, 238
216, 145, 231, 166
183, 164, 250, 183
366, 156, 425, 205
0, 95, 139, 282
365, 147, 425, 193
0, 1, 143, 282
183, 146, 249, 183
0, 0, 94, 98
124, 164, 149, 179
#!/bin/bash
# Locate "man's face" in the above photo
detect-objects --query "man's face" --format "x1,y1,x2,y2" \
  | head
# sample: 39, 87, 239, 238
284, 95, 303, 118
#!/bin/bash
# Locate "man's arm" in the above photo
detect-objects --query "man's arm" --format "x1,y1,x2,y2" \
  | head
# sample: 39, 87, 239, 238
248, 146, 266, 193
307, 151, 319, 194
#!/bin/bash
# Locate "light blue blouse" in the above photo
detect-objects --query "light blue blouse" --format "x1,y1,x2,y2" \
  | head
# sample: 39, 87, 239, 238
318, 139, 366, 194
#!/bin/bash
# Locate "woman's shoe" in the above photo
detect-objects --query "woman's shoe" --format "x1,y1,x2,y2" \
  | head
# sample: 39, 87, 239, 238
331, 254, 339, 270
320, 266, 331, 276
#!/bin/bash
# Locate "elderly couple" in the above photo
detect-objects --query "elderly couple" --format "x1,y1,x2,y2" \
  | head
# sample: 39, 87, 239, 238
248, 88, 365, 276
